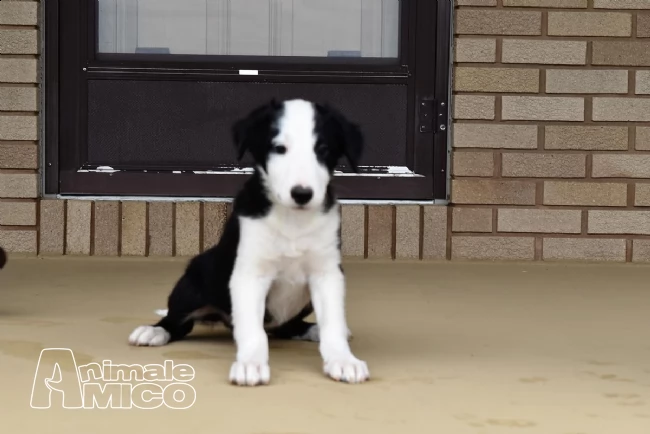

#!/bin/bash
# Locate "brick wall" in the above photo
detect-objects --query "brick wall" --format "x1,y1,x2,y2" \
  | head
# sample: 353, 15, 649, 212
451, 0, 650, 262
4, 1, 650, 262
36, 201, 448, 260
0, 0, 39, 254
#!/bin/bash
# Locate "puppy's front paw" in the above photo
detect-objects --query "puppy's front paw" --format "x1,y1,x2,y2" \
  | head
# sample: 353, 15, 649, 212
128, 325, 170, 346
229, 361, 270, 386
324, 357, 369, 384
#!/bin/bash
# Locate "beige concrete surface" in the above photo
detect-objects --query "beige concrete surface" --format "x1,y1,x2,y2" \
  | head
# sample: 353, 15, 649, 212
0, 257, 649, 433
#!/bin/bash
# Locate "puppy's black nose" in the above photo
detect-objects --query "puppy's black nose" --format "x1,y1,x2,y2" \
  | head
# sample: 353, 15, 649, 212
290, 186, 313, 206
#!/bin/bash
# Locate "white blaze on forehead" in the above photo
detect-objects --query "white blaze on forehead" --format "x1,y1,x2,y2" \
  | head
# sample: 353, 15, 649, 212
264, 98, 331, 210
275, 99, 317, 149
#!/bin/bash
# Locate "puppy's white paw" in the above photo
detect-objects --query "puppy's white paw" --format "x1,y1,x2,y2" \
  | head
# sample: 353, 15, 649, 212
324, 357, 369, 384
292, 325, 353, 342
229, 361, 270, 386
128, 325, 170, 346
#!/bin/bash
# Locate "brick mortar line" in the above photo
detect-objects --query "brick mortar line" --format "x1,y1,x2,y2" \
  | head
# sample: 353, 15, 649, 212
457, 176, 650, 181
495, 37, 503, 64
453, 149, 634, 154
419, 205, 425, 260
0, 111, 38, 116
453, 120, 650, 126
0, 168, 37, 174
0, 83, 38, 88
0, 25, 38, 30
34, 195, 40, 254
0, 54, 38, 59
458, 6, 642, 11
452, 34, 642, 40
199, 202, 205, 253
458, 6, 615, 11
172, 202, 177, 257
445, 206, 453, 260
0, 140, 38, 145
454, 149, 650, 155
455, 92, 650, 98
538, 125, 545, 150
0, 198, 36, 203
456, 35, 641, 41
454, 119, 650, 125
456, 64, 650, 70
62, 200, 68, 256
390, 205, 397, 260
494, 95, 502, 122
626, 239, 633, 262
627, 182, 636, 207
90, 201, 96, 256
450, 204, 650, 210
585, 96, 593, 122
0, 226, 37, 231
117, 201, 122, 256
493, 151, 502, 177
363, 205, 369, 259
451, 233, 650, 239
144, 202, 150, 257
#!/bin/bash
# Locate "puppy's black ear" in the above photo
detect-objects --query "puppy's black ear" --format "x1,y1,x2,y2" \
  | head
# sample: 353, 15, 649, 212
232, 99, 281, 161
316, 104, 364, 173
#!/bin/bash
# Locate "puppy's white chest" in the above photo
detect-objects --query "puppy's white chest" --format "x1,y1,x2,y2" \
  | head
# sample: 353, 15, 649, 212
265, 258, 310, 326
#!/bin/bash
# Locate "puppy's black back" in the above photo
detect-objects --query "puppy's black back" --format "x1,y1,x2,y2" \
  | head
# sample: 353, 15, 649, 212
180, 214, 240, 312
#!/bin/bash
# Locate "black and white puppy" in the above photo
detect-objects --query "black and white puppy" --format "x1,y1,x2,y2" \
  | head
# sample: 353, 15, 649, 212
128, 99, 369, 386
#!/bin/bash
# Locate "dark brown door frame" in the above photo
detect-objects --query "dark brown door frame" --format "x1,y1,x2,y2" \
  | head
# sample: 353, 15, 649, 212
44, 0, 451, 201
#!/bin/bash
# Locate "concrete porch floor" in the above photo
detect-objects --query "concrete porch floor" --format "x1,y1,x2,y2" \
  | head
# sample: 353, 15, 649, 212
0, 257, 649, 433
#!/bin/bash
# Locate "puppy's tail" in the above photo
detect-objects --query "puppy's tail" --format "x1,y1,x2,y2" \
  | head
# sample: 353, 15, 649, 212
0, 247, 6, 269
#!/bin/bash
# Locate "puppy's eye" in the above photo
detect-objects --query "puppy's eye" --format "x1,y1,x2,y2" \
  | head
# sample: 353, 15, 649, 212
272, 145, 287, 155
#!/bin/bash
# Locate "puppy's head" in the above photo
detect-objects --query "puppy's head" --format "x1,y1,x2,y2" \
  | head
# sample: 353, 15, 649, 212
232, 99, 363, 210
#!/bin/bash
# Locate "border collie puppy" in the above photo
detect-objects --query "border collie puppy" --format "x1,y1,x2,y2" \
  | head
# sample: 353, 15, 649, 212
0, 247, 6, 269
128, 99, 369, 386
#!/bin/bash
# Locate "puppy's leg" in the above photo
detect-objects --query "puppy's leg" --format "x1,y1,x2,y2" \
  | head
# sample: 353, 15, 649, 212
309, 265, 369, 384
229, 266, 274, 386
129, 277, 205, 346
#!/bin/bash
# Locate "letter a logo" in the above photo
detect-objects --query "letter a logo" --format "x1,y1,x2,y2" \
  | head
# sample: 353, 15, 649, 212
30, 348, 83, 409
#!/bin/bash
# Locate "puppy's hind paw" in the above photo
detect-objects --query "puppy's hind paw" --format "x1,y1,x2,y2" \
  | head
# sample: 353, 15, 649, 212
128, 325, 170, 346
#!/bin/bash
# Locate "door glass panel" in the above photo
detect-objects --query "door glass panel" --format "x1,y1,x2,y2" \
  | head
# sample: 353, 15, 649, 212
97, 0, 400, 58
